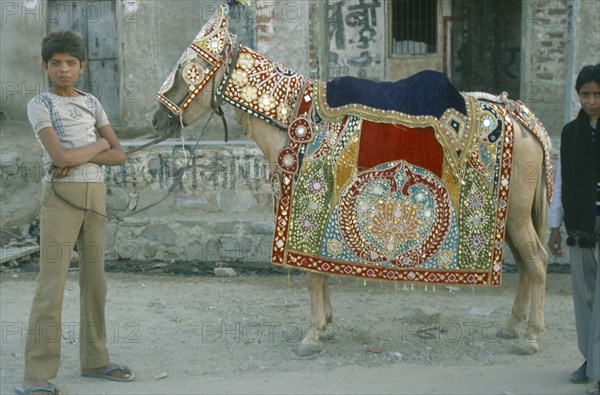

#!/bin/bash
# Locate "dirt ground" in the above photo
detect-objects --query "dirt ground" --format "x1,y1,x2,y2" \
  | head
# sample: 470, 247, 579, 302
0, 270, 598, 395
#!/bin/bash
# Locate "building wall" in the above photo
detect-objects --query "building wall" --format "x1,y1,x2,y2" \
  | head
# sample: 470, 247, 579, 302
386, 0, 450, 81
563, 0, 600, 122
519, 0, 569, 136
0, 0, 257, 139
2, 0, 595, 137
519, 0, 599, 135
254, 1, 310, 76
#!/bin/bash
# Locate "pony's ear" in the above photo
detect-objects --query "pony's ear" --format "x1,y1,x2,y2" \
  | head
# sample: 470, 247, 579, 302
187, 2, 234, 62
194, 3, 231, 42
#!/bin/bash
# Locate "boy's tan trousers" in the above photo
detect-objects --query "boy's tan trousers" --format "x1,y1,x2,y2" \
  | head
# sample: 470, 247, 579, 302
24, 182, 110, 379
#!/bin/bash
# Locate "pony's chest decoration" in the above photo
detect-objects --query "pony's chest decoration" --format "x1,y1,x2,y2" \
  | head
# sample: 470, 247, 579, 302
218, 46, 311, 129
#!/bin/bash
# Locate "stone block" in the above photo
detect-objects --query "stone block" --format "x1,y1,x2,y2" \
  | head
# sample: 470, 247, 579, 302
214, 267, 237, 277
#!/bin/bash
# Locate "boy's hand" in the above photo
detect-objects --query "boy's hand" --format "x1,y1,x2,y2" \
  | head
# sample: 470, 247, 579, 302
98, 137, 110, 151
48, 164, 74, 178
548, 228, 562, 256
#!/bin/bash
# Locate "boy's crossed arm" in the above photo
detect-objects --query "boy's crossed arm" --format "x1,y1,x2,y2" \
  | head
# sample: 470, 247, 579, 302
39, 124, 126, 178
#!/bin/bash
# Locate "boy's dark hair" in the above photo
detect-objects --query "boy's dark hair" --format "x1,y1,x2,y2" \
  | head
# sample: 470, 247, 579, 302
41, 30, 86, 63
575, 64, 600, 93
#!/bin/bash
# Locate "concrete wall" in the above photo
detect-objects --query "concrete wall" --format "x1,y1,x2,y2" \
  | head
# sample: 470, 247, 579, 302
0, 0, 47, 121
254, 1, 310, 76
563, 0, 600, 123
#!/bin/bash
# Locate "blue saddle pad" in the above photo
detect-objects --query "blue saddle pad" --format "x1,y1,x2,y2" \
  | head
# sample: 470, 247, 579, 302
325, 70, 466, 118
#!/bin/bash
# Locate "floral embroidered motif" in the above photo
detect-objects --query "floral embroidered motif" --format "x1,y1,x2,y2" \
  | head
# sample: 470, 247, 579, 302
369, 197, 423, 248
308, 177, 326, 196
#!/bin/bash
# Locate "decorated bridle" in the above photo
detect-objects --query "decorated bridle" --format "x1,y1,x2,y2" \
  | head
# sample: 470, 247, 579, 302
155, 3, 235, 140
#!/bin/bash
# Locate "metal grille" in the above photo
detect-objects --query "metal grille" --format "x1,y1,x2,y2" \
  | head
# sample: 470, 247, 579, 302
392, 0, 437, 55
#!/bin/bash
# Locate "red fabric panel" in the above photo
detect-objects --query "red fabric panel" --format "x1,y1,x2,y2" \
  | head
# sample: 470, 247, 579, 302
357, 121, 443, 178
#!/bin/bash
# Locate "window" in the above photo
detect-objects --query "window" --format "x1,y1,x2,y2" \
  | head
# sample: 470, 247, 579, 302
391, 0, 437, 55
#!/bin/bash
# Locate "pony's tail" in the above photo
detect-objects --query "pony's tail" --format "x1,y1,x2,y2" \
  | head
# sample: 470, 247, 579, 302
532, 167, 548, 247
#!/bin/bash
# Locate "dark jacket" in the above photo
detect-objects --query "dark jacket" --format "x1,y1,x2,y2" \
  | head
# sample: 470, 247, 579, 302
560, 109, 600, 247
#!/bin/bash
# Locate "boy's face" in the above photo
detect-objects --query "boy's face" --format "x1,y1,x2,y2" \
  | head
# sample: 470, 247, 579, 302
578, 81, 600, 120
43, 53, 85, 90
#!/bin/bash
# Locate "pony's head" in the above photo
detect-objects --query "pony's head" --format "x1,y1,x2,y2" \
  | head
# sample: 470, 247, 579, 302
152, 3, 235, 137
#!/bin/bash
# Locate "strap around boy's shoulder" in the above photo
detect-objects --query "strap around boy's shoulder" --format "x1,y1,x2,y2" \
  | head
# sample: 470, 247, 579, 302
35, 92, 61, 133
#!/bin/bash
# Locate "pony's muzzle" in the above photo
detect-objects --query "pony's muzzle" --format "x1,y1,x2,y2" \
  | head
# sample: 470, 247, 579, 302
152, 110, 182, 138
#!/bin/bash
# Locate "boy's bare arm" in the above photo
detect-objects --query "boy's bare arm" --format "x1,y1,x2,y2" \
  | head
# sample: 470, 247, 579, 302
89, 124, 126, 165
39, 126, 110, 168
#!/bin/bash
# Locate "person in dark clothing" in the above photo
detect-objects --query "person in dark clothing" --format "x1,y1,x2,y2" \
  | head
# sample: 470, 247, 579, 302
549, 64, 600, 394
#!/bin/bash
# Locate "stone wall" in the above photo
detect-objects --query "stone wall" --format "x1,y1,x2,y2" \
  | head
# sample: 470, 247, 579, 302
105, 140, 275, 265
0, 120, 277, 266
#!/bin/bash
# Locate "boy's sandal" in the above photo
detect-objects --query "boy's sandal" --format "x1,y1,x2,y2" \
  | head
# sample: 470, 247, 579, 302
81, 363, 135, 382
15, 382, 62, 395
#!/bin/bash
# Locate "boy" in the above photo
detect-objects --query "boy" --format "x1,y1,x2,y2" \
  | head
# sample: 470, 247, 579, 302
16, 30, 134, 395
549, 64, 600, 395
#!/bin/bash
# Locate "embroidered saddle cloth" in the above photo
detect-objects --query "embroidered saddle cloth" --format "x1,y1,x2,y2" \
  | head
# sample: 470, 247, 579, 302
269, 88, 516, 286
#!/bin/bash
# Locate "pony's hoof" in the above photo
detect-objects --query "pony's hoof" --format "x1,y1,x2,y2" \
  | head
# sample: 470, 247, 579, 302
512, 342, 539, 355
295, 343, 321, 357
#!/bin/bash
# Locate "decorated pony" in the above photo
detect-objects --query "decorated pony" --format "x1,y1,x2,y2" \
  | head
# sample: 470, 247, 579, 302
152, 2, 553, 356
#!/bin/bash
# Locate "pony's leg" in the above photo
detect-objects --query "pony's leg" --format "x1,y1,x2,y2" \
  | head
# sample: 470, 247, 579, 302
500, 121, 548, 355
323, 276, 333, 325
501, 236, 531, 339
503, 191, 548, 354
297, 272, 329, 356
506, 225, 548, 354
319, 276, 335, 341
